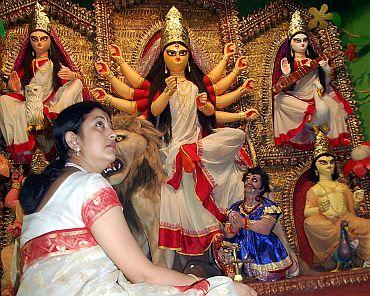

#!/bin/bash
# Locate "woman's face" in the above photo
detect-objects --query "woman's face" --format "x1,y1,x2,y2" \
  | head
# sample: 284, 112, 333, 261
75, 108, 116, 173
315, 155, 335, 177
163, 43, 189, 73
290, 33, 308, 54
30, 30, 51, 56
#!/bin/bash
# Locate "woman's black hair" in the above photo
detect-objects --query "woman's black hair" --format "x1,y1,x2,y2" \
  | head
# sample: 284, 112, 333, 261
20, 101, 110, 215
287, 32, 326, 92
242, 166, 271, 196
21, 29, 63, 90
147, 42, 216, 145
307, 152, 339, 183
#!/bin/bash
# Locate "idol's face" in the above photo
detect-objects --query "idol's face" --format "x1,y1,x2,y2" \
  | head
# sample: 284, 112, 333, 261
30, 30, 51, 56
290, 33, 308, 54
163, 43, 189, 73
244, 173, 263, 195
315, 155, 335, 177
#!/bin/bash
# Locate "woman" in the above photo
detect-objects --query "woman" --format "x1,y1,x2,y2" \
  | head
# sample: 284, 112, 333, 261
273, 11, 352, 150
0, 3, 83, 161
304, 132, 370, 268
225, 167, 296, 281
17, 101, 255, 295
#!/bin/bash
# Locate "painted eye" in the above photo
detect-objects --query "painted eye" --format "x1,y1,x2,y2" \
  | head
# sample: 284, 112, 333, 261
115, 135, 126, 142
30, 36, 38, 42
40, 36, 49, 42
166, 50, 176, 56
179, 50, 188, 56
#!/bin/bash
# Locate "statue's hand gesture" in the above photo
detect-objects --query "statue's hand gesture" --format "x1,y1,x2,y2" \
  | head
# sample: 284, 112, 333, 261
195, 92, 208, 109
57, 66, 77, 81
95, 60, 111, 76
91, 87, 108, 102
245, 108, 259, 121
281, 58, 291, 76
229, 211, 244, 232
241, 78, 255, 92
319, 58, 332, 74
223, 42, 237, 59
353, 189, 365, 205
9, 71, 21, 92
164, 76, 177, 95
109, 44, 123, 60
319, 199, 330, 213
235, 56, 248, 71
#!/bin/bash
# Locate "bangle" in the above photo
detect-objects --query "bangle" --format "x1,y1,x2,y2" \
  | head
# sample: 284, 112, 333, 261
103, 71, 115, 80
221, 54, 228, 61
238, 87, 247, 95
104, 95, 113, 105
164, 87, 173, 96
73, 72, 78, 80
232, 67, 239, 76
115, 56, 125, 64
238, 111, 246, 122
11, 182, 21, 190
187, 273, 199, 282
226, 222, 238, 234
129, 88, 134, 100
130, 101, 137, 112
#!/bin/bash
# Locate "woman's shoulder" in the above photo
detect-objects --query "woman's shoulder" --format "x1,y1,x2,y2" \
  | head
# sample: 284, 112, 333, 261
72, 172, 111, 189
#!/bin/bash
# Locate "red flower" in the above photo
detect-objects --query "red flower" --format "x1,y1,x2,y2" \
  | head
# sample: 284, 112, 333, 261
344, 44, 357, 61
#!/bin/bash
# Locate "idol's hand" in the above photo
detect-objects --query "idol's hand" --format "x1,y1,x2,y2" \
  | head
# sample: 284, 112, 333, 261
109, 44, 123, 60
91, 87, 108, 102
241, 78, 255, 92
235, 56, 248, 71
229, 211, 244, 231
318, 199, 330, 213
57, 66, 77, 81
95, 60, 111, 76
353, 189, 365, 205
281, 57, 291, 76
244, 108, 259, 121
11, 169, 23, 183
224, 42, 237, 59
165, 76, 177, 94
195, 92, 208, 109
319, 58, 331, 73
6, 222, 22, 238
9, 71, 21, 92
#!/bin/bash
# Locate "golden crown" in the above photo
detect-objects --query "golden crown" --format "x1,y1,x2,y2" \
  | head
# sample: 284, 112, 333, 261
161, 6, 190, 50
288, 10, 307, 38
314, 131, 332, 159
29, 2, 50, 34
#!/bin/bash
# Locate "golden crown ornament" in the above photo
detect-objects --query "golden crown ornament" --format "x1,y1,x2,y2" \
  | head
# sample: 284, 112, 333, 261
29, 2, 50, 34
161, 6, 190, 51
314, 131, 332, 159
288, 10, 308, 38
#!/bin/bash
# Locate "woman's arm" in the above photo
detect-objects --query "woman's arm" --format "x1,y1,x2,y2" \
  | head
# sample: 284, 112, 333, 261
91, 88, 137, 114
109, 44, 145, 88
304, 187, 329, 217
215, 109, 259, 124
90, 206, 197, 286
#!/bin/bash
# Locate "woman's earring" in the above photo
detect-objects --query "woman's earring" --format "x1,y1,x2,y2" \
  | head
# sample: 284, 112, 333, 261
315, 170, 318, 176
75, 146, 80, 157
187, 62, 191, 72
164, 65, 168, 75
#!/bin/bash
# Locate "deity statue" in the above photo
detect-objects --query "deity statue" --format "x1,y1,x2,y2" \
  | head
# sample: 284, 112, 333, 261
273, 11, 352, 149
304, 132, 370, 268
93, 6, 258, 266
0, 3, 83, 162
224, 166, 299, 281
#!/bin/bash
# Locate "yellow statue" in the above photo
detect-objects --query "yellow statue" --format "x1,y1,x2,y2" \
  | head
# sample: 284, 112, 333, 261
304, 132, 370, 268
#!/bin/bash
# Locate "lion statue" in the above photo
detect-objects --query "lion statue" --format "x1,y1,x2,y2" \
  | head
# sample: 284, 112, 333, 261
104, 114, 174, 268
